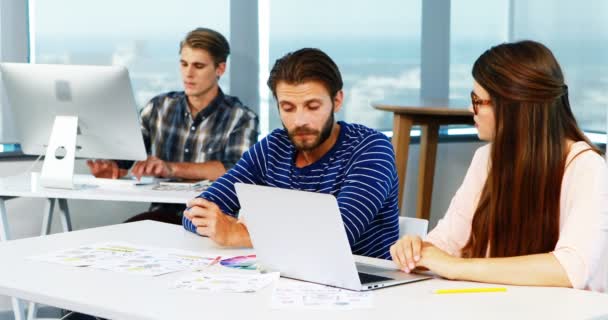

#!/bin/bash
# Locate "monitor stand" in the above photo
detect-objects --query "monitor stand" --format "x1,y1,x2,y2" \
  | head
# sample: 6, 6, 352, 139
40, 115, 78, 189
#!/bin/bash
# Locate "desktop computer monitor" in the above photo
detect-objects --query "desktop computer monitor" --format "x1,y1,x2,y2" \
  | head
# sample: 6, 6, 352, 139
0, 63, 147, 189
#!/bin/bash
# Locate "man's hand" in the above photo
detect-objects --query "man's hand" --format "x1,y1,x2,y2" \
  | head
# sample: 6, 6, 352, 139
184, 198, 251, 247
131, 156, 174, 179
86, 159, 126, 179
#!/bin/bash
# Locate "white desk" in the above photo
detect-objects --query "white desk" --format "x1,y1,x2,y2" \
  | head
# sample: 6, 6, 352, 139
0, 173, 200, 238
0, 221, 605, 320
0, 174, 200, 204
0, 174, 201, 320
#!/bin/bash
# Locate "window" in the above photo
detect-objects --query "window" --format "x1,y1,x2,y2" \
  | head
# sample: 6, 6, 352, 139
32, 0, 230, 109
511, 0, 608, 133
2, 1, 605, 154
450, 0, 509, 101
267, 0, 421, 131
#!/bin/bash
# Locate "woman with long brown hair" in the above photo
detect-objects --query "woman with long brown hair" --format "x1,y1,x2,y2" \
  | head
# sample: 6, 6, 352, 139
390, 40, 608, 291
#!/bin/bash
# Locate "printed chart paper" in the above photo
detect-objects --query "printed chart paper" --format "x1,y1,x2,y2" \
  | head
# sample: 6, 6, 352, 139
29, 242, 219, 276
271, 281, 373, 310
173, 271, 280, 293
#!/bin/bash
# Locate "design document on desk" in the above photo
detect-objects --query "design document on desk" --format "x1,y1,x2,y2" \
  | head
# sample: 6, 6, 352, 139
271, 281, 373, 310
173, 271, 280, 293
29, 242, 220, 276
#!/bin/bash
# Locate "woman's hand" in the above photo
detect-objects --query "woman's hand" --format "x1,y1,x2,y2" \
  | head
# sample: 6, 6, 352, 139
391, 236, 462, 279
417, 243, 462, 280
390, 235, 423, 273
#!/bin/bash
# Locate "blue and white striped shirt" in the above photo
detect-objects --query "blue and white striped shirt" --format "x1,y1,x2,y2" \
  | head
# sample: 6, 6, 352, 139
183, 121, 400, 259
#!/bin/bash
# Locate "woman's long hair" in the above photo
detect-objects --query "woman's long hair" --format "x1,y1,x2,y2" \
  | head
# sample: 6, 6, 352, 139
462, 40, 600, 258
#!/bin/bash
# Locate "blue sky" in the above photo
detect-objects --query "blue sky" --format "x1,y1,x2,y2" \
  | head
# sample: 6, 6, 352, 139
33, 0, 229, 38
34, 0, 512, 41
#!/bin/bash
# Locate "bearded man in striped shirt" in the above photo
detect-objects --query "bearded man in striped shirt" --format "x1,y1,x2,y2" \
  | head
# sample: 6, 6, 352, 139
183, 48, 399, 259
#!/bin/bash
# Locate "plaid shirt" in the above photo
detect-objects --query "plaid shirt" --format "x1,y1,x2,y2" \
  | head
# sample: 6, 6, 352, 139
120, 89, 258, 170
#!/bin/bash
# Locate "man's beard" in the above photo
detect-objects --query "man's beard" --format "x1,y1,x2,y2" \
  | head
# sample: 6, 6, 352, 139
284, 112, 334, 151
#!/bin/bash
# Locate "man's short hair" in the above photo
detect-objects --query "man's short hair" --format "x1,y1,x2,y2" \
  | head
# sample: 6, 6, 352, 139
267, 48, 343, 99
179, 28, 230, 66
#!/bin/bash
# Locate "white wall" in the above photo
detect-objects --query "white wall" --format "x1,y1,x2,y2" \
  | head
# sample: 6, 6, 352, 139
400, 141, 483, 226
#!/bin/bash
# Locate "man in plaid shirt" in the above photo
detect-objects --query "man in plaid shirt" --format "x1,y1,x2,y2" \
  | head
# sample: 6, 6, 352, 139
87, 28, 259, 224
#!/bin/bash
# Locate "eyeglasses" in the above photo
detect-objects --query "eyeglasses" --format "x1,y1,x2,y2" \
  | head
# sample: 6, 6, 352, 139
470, 91, 492, 115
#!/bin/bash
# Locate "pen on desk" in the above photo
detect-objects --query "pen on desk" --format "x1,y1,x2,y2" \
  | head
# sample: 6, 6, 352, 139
193, 256, 222, 273
434, 287, 507, 294
209, 256, 222, 266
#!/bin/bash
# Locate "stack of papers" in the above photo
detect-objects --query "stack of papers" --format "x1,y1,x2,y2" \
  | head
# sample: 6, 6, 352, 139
152, 180, 212, 192
271, 282, 373, 310
173, 271, 280, 293
29, 242, 220, 276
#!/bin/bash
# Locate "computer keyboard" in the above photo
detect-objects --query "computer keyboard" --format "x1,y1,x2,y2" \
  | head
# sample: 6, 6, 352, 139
358, 272, 393, 284
73, 174, 163, 187
356, 262, 395, 274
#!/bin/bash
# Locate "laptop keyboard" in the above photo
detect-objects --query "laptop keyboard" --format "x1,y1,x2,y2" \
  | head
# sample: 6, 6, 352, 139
356, 263, 394, 274
358, 272, 393, 284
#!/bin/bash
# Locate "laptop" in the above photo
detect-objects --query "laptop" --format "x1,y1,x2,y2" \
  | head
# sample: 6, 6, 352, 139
235, 183, 431, 291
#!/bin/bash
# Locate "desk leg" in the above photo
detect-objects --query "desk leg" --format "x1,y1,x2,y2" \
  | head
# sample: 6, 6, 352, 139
11, 298, 26, 320
58, 199, 73, 232
32, 198, 71, 320
416, 123, 439, 220
0, 198, 27, 320
392, 114, 414, 213
26, 301, 37, 320
0, 197, 10, 241
41, 198, 56, 236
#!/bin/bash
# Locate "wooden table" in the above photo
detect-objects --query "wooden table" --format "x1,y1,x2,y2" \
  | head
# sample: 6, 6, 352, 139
374, 100, 474, 220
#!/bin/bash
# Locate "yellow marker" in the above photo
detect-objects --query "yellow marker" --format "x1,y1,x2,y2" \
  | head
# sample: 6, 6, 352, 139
434, 287, 507, 294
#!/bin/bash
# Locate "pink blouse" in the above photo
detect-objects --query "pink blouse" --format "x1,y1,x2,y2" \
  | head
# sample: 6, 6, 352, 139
426, 142, 608, 291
